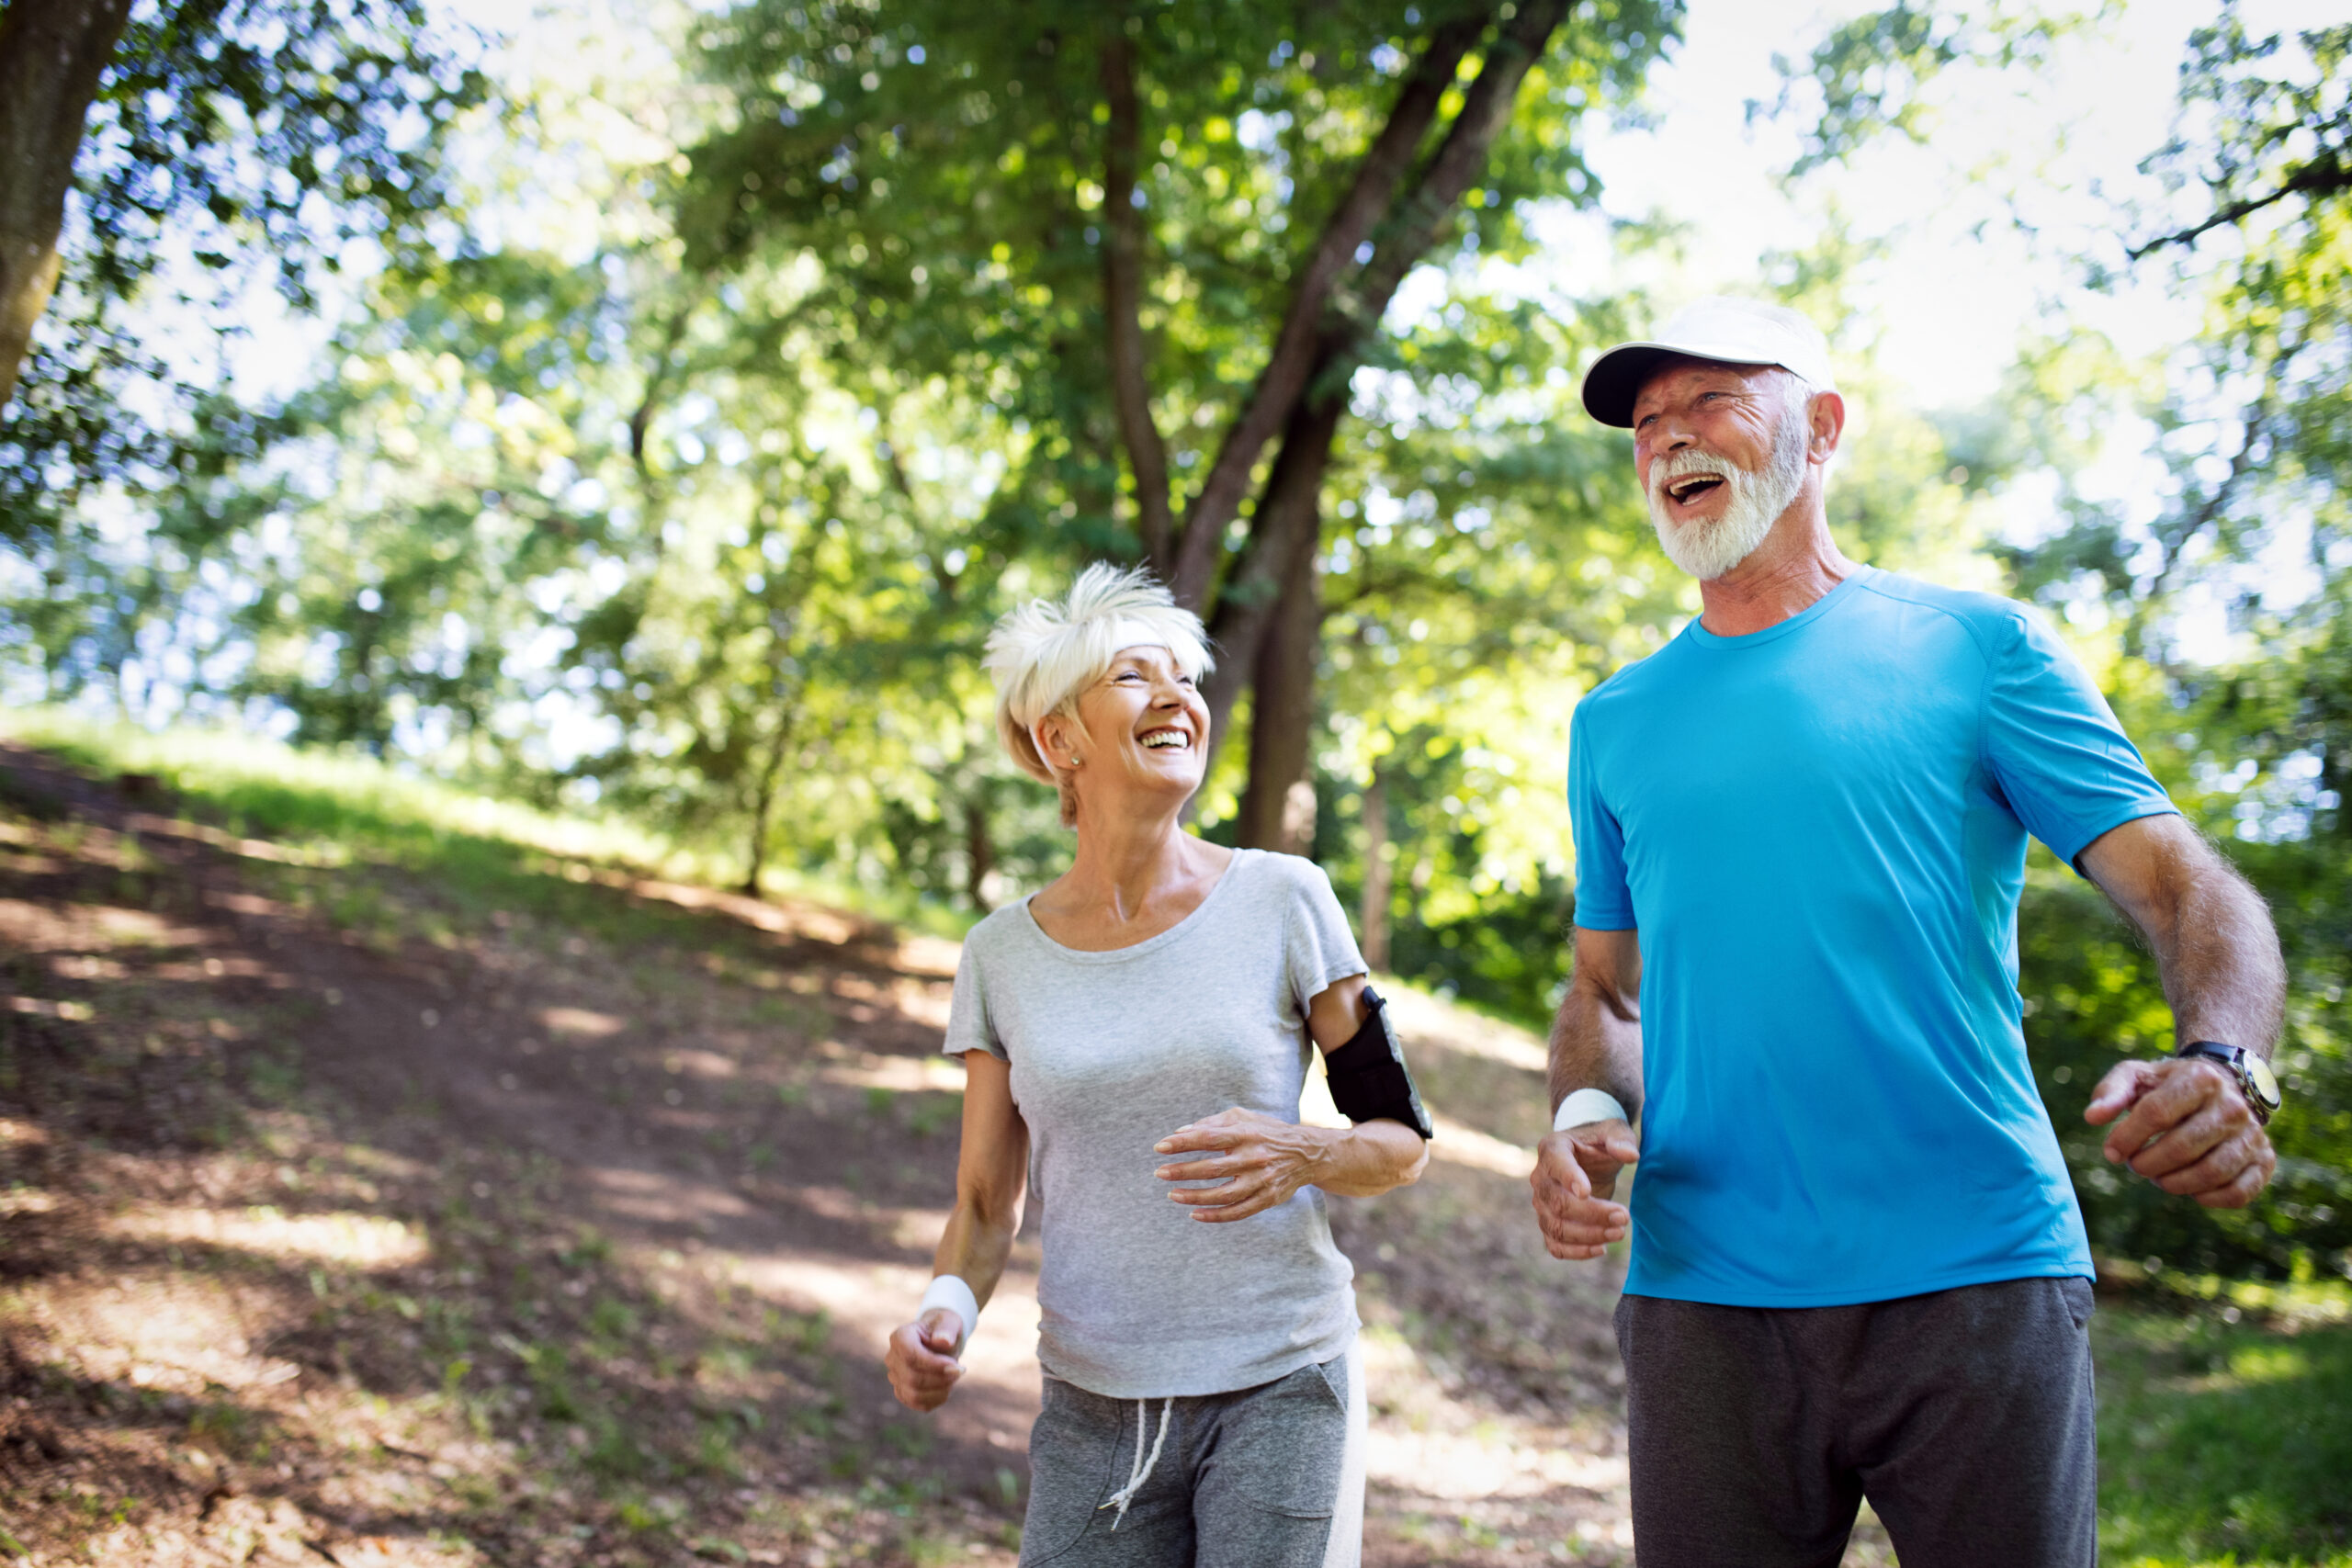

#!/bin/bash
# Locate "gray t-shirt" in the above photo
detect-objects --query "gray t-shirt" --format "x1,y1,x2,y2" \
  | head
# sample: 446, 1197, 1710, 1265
944, 848, 1367, 1398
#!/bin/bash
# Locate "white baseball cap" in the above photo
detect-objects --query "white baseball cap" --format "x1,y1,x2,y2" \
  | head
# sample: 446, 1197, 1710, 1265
1579, 297, 1838, 428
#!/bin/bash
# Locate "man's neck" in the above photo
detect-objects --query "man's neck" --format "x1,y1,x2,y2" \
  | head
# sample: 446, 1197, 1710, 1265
1697, 506, 1858, 637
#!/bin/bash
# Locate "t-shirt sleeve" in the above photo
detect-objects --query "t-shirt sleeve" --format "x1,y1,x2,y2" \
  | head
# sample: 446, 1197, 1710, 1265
1283, 858, 1368, 1013
1568, 698, 1635, 931
942, 937, 1007, 1061
1983, 606, 2179, 867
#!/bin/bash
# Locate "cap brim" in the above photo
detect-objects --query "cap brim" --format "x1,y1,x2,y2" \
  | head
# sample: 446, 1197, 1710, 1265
1578, 342, 1804, 428
1578, 343, 1679, 428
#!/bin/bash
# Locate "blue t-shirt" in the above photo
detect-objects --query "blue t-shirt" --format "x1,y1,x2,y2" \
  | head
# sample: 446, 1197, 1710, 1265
1568, 567, 2177, 1306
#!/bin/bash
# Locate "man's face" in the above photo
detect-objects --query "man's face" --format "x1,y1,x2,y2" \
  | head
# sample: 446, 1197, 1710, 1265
1629, 359, 1813, 581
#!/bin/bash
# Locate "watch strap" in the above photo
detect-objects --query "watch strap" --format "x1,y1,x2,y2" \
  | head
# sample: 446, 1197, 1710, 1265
2176, 1040, 2278, 1122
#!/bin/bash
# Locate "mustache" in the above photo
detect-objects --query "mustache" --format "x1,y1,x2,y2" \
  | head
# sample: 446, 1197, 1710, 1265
1647, 446, 1747, 505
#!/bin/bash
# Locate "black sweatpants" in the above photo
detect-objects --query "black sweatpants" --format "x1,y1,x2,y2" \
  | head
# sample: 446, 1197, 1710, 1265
1615, 1277, 2098, 1568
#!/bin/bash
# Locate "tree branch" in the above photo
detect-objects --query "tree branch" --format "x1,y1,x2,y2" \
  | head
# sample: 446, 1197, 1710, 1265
628, 302, 696, 471
1165, 4, 1494, 610
2127, 152, 2350, 261
1203, 0, 1570, 704
1351, 0, 1569, 330
1098, 25, 1177, 576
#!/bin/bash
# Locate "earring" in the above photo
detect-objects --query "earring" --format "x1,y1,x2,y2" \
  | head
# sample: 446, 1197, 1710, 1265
1066, 754, 1083, 769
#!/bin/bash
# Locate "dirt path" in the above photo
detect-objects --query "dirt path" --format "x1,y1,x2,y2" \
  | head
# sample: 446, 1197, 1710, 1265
0, 740, 1884, 1566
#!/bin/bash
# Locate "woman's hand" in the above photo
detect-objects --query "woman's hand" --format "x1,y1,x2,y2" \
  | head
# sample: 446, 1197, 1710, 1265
1154, 1108, 1338, 1222
884, 1307, 966, 1412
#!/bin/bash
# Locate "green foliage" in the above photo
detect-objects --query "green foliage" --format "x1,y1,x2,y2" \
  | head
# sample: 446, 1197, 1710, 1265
2123, 11, 2352, 266
1752, 1, 2087, 178
6, 0, 1696, 918
0, 0, 489, 552
2018, 847, 2352, 1284
1993, 11, 2352, 1286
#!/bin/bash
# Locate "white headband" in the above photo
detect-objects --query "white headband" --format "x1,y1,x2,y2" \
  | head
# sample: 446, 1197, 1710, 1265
1028, 619, 1179, 773
1102, 618, 1170, 655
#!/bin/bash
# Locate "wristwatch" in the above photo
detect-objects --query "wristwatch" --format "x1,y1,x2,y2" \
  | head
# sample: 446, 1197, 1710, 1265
2175, 1041, 2281, 1124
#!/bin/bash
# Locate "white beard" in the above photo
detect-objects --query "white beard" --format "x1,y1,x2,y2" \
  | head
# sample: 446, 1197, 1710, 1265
1646, 409, 1811, 581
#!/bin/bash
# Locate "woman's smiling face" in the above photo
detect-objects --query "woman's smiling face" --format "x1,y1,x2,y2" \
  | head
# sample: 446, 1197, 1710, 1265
1051, 643, 1211, 806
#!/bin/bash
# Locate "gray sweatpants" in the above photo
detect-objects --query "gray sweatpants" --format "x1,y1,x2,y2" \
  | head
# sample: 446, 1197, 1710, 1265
1018, 1343, 1366, 1567
1615, 1276, 2098, 1568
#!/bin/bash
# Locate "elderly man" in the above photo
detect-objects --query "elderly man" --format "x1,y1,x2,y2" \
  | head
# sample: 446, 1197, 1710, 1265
1532, 297, 2287, 1567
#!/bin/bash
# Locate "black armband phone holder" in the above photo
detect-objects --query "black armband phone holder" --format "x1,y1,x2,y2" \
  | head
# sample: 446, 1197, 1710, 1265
1323, 986, 1433, 1139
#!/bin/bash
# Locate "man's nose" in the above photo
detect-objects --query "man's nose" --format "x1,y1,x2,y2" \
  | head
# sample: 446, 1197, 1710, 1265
1637, 423, 1694, 475
1652, 410, 1700, 450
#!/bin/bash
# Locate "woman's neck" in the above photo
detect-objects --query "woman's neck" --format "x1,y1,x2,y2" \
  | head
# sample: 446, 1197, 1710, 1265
1031, 798, 1233, 949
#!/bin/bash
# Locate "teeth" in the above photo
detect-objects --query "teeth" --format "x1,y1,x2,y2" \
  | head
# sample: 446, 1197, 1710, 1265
1141, 731, 1188, 749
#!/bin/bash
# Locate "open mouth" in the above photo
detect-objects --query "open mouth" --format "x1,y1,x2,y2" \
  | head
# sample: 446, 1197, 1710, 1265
1139, 728, 1192, 752
1665, 474, 1726, 508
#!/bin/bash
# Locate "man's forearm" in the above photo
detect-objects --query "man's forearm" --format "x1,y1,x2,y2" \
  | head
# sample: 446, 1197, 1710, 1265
1547, 976, 1645, 1120
2083, 816, 2288, 1060
2144, 845, 2286, 1057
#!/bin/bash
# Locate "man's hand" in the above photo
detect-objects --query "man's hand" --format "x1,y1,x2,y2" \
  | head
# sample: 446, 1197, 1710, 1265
1531, 1118, 1638, 1260
1154, 1107, 1334, 1222
884, 1308, 965, 1412
2085, 1056, 2276, 1209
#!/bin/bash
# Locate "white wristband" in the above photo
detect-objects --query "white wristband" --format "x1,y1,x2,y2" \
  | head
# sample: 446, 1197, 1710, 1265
1552, 1088, 1631, 1133
918, 1274, 980, 1354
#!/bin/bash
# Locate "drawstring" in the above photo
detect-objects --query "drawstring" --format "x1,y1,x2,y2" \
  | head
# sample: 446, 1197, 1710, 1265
1098, 1396, 1174, 1529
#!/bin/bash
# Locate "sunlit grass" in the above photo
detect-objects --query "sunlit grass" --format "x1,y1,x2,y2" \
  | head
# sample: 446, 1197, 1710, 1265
2097, 1308, 2352, 1567
3, 705, 689, 874
1, 706, 980, 939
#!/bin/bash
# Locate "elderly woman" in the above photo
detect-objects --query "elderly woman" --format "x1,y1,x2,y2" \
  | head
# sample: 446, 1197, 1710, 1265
884, 564, 1431, 1567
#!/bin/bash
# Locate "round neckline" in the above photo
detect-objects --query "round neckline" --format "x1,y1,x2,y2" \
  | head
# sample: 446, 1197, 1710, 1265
1017, 846, 1250, 963
1679, 565, 1875, 651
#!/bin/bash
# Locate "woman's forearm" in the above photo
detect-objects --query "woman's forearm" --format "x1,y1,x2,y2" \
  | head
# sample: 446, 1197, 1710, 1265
1311, 1118, 1429, 1198
932, 1190, 1021, 1307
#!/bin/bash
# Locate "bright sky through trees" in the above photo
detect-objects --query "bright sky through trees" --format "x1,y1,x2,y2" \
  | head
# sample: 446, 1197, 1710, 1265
1538, 0, 2331, 664
209, 1, 2286, 417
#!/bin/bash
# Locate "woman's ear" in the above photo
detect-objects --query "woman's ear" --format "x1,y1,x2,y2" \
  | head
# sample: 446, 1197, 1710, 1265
1036, 710, 1081, 771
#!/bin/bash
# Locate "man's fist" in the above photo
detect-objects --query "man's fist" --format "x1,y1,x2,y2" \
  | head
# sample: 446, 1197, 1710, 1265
2085, 1055, 2275, 1209
1531, 1118, 1638, 1261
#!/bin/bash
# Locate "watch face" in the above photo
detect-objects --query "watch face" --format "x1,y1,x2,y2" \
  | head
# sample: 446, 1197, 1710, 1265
2244, 1052, 2282, 1111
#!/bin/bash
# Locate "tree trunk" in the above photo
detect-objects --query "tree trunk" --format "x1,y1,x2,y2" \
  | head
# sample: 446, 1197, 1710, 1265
1234, 518, 1323, 852
1361, 765, 1392, 972
1200, 390, 1342, 781
0, 0, 132, 412
741, 705, 795, 897
964, 793, 996, 910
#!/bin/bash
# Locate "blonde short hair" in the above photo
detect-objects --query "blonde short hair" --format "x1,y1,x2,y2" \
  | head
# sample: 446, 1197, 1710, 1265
985, 564, 1214, 818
